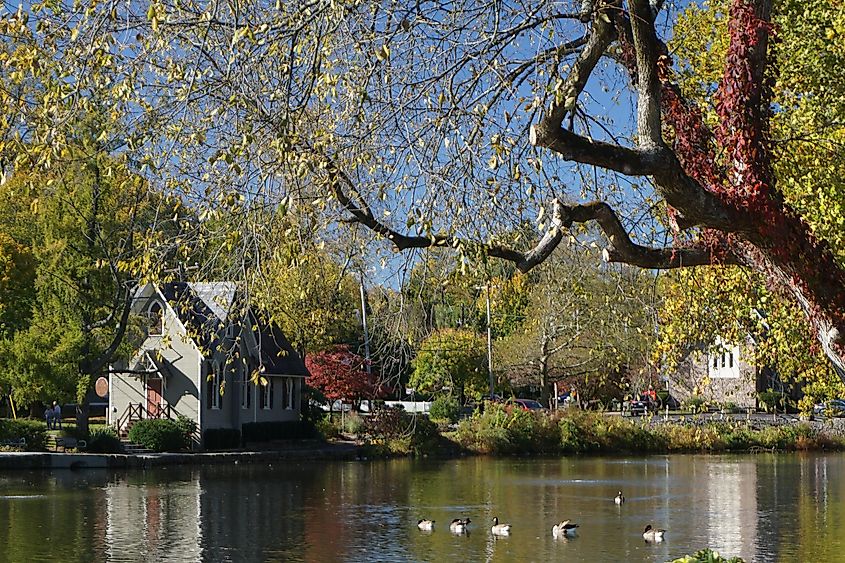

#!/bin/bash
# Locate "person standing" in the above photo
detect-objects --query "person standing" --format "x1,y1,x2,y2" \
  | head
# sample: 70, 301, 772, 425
52, 401, 62, 430
44, 404, 54, 430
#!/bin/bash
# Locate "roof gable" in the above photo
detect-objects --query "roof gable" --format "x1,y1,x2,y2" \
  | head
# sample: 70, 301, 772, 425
145, 282, 306, 376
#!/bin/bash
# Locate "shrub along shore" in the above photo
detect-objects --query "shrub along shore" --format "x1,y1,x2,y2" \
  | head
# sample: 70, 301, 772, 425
442, 404, 845, 456
317, 403, 845, 457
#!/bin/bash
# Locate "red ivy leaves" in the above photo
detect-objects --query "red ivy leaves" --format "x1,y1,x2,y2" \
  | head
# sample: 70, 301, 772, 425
715, 0, 775, 208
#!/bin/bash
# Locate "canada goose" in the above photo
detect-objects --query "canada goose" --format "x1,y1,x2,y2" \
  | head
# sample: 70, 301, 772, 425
450, 518, 471, 533
417, 519, 434, 531
552, 520, 579, 537
615, 491, 625, 504
642, 525, 666, 542
491, 517, 512, 536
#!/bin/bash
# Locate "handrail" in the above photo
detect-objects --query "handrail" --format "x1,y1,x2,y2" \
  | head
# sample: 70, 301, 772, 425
116, 401, 186, 434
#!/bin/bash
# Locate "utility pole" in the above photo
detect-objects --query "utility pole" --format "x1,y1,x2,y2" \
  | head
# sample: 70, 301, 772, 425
360, 277, 371, 375
486, 284, 494, 398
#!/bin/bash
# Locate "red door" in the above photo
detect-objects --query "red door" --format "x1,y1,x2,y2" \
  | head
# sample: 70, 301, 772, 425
147, 378, 163, 417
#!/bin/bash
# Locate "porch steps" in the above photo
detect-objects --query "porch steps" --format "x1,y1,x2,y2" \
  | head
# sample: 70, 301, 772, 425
120, 440, 154, 455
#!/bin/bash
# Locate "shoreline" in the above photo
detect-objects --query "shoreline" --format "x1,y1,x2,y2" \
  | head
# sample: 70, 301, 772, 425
0, 442, 365, 470
2, 439, 845, 471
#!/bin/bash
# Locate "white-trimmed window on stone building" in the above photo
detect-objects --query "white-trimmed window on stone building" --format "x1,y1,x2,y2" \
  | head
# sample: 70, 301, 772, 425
709, 343, 740, 379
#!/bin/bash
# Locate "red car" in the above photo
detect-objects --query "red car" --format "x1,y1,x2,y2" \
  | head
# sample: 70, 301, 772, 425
508, 398, 544, 411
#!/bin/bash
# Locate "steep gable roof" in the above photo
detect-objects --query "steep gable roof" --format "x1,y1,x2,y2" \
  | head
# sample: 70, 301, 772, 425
247, 311, 308, 377
154, 282, 307, 376
158, 282, 224, 351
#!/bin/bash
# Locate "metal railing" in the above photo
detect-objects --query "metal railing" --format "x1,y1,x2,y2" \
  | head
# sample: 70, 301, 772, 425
116, 402, 176, 433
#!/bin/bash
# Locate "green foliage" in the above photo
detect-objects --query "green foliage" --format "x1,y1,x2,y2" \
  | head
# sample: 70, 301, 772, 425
128, 419, 190, 452
474, 274, 531, 338
175, 415, 197, 441
410, 329, 487, 401
241, 420, 319, 444
0, 419, 47, 450
453, 409, 842, 454
253, 247, 360, 356
338, 412, 366, 435
758, 391, 785, 413
203, 428, 242, 450
0, 233, 36, 339
453, 403, 560, 454
361, 408, 443, 456
494, 248, 656, 403
683, 396, 709, 414
670, 548, 745, 563
0, 151, 180, 407
429, 395, 462, 423
314, 415, 340, 440
85, 427, 124, 454
364, 406, 408, 440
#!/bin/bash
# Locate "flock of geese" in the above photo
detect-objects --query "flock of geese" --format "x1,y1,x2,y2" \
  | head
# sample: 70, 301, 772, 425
416, 490, 667, 542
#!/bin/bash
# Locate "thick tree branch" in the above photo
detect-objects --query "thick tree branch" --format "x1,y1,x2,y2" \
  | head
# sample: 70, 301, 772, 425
329, 156, 732, 272
326, 160, 567, 272
532, 5, 616, 136
629, 0, 663, 147
562, 201, 738, 268
529, 126, 668, 176
530, 2, 675, 179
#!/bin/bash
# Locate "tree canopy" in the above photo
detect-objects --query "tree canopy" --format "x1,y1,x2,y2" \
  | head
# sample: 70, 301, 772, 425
409, 329, 488, 402
305, 344, 384, 407
3, 0, 845, 380
0, 140, 179, 408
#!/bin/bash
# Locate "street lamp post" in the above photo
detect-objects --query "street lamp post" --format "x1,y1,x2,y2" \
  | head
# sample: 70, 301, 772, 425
474, 284, 495, 399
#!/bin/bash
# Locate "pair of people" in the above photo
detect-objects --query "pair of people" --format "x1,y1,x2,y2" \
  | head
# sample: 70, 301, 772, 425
44, 401, 62, 429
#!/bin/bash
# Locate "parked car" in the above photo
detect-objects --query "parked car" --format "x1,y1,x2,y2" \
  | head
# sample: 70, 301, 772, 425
623, 395, 660, 416
508, 398, 544, 411
813, 399, 845, 418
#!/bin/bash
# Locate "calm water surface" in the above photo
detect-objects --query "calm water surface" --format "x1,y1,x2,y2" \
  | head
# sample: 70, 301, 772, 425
0, 453, 843, 562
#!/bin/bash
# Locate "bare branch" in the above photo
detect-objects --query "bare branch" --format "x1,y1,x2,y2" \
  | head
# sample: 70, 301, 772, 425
326, 159, 565, 272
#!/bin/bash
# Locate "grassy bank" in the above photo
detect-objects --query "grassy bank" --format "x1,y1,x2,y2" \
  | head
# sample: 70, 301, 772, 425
447, 403, 845, 456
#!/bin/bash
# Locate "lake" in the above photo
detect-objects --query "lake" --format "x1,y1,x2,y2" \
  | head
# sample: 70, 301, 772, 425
0, 453, 843, 562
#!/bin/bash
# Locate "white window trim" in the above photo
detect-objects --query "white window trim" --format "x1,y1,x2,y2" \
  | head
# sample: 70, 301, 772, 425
147, 301, 164, 336
261, 380, 272, 410
285, 378, 295, 410
709, 343, 741, 379
211, 364, 223, 409
241, 376, 250, 410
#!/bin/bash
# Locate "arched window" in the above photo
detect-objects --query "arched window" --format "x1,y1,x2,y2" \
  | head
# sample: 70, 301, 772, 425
148, 302, 163, 336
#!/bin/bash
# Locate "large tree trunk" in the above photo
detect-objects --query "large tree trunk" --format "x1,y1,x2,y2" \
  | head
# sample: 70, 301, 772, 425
75, 399, 90, 436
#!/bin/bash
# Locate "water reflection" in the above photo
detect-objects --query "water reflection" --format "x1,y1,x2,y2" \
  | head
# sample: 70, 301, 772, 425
2, 454, 845, 561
